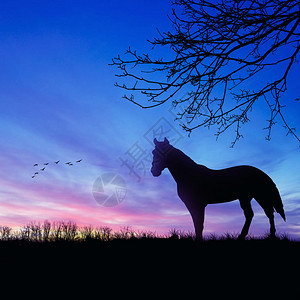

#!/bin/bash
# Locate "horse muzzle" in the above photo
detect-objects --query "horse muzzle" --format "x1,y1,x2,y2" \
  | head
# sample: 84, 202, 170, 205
151, 166, 162, 177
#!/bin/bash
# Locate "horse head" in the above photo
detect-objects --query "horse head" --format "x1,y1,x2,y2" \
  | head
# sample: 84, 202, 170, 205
151, 137, 171, 177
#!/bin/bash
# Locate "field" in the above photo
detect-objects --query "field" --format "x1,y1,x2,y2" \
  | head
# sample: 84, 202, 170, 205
1, 223, 299, 296
1, 221, 299, 275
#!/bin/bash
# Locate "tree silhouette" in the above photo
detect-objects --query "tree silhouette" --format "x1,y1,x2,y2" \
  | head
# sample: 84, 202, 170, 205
112, 0, 300, 146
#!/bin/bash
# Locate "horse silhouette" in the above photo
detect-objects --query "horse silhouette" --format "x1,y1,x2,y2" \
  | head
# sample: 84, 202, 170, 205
151, 138, 286, 240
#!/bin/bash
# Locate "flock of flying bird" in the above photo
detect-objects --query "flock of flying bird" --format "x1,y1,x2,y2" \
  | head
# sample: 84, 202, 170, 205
31, 159, 82, 178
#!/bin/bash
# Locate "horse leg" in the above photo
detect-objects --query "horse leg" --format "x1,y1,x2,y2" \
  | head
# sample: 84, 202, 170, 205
238, 199, 254, 240
193, 206, 205, 241
255, 196, 276, 238
265, 208, 276, 238
187, 203, 205, 241
269, 214, 276, 238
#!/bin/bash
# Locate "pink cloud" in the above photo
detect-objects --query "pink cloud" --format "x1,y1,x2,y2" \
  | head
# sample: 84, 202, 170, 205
0, 165, 295, 238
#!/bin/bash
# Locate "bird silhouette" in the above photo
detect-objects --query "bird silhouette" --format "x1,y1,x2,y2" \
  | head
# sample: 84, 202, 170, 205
32, 158, 83, 178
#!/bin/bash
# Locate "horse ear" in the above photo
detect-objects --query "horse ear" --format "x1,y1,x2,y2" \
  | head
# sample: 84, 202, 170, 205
154, 138, 158, 145
164, 137, 169, 144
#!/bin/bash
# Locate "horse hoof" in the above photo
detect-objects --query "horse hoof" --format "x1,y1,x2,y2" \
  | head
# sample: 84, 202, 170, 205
267, 233, 276, 240
237, 235, 246, 241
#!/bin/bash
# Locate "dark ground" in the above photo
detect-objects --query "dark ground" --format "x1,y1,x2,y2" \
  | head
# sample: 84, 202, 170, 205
1, 236, 299, 270
1, 236, 298, 295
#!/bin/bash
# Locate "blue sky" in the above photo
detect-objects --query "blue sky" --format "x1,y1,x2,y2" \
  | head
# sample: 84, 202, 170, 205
0, 0, 299, 238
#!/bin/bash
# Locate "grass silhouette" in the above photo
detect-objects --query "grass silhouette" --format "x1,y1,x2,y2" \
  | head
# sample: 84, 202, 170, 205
1, 220, 293, 242
0, 221, 299, 273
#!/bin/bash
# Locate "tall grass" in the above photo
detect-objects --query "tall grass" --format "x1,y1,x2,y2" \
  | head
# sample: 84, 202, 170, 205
0, 221, 294, 243
0, 221, 162, 242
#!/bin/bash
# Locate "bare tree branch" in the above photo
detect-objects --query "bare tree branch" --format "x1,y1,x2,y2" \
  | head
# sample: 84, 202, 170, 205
111, 0, 300, 146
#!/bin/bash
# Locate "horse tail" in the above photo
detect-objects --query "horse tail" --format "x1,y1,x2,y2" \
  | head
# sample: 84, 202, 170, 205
272, 185, 286, 221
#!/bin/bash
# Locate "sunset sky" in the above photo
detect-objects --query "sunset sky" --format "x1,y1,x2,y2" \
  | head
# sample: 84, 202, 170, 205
1, 0, 300, 238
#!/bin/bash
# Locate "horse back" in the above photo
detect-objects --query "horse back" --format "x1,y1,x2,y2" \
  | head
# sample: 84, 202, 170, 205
178, 164, 276, 204
208, 165, 276, 202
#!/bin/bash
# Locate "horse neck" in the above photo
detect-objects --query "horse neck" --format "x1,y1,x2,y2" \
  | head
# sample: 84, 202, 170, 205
166, 148, 196, 183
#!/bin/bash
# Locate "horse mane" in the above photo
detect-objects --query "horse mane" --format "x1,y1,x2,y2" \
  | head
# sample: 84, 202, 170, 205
168, 146, 197, 168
